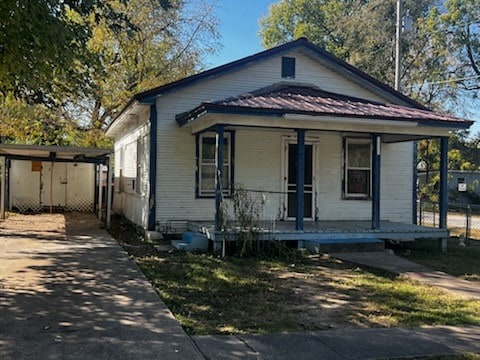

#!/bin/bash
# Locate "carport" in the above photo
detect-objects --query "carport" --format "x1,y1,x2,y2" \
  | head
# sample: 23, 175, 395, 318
0, 144, 113, 226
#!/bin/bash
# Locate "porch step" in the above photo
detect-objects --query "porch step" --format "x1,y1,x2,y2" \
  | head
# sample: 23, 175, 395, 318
171, 231, 209, 252
305, 237, 385, 253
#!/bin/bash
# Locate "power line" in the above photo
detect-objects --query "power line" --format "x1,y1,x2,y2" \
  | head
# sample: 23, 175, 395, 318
406, 74, 480, 88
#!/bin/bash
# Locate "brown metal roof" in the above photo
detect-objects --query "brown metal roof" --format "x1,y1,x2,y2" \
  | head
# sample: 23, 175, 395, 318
176, 83, 474, 128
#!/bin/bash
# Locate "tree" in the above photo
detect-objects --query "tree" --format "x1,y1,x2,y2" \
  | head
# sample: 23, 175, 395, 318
425, 0, 480, 117
0, 0, 173, 105
258, 0, 477, 110
0, 95, 77, 145
0, 0, 219, 146
74, 0, 219, 131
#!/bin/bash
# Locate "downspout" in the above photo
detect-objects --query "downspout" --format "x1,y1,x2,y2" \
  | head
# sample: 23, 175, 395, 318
0, 156, 5, 220
148, 102, 157, 231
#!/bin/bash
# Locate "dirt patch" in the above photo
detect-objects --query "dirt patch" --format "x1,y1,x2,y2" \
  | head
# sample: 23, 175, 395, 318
0, 213, 66, 292
0, 212, 103, 291
0, 213, 65, 234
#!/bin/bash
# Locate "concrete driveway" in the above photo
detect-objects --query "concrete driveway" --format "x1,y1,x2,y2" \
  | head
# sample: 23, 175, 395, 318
0, 213, 202, 360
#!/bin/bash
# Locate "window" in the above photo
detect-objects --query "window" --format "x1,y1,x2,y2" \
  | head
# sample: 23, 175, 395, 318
118, 146, 125, 192
282, 57, 296, 78
136, 138, 144, 195
344, 138, 371, 198
197, 132, 233, 197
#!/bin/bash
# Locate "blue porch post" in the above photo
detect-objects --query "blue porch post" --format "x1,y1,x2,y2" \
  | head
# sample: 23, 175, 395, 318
371, 134, 381, 230
412, 141, 418, 225
215, 125, 225, 232
439, 137, 448, 251
296, 129, 305, 231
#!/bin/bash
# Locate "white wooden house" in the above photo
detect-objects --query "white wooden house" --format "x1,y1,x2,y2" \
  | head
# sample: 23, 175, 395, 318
106, 38, 473, 251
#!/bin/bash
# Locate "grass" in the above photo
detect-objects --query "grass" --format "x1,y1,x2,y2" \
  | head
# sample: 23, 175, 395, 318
389, 238, 480, 282
412, 354, 480, 360
137, 252, 480, 335
109, 217, 480, 335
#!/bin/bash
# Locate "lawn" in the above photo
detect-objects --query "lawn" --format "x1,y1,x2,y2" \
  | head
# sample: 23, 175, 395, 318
136, 252, 480, 335
389, 238, 480, 282
109, 217, 480, 335
414, 354, 480, 360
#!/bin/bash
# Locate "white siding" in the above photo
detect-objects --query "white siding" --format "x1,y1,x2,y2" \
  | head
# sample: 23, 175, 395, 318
155, 126, 413, 226
113, 107, 150, 228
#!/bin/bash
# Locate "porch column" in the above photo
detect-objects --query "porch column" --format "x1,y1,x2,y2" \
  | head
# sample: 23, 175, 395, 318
371, 134, 381, 230
106, 157, 113, 228
1, 156, 5, 220
412, 141, 418, 225
439, 137, 448, 228
439, 137, 448, 251
296, 129, 305, 231
215, 125, 225, 231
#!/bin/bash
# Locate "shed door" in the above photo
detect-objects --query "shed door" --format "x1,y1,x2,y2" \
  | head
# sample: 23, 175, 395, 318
41, 162, 67, 209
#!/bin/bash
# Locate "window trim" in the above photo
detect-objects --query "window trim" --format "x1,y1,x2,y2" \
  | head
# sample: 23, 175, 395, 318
196, 131, 235, 198
343, 138, 372, 200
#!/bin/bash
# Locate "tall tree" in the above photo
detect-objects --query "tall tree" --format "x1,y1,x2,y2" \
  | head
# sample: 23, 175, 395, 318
258, 0, 474, 109
75, 0, 219, 131
0, 0, 174, 104
0, 0, 219, 146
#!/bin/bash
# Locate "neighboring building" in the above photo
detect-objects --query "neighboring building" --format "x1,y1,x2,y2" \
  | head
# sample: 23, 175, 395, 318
418, 170, 480, 204
106, 38, 472, 250
0, 144, 111, 217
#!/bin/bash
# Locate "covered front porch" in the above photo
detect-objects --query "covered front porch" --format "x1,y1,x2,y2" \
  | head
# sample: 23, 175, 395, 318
176, 83, 471, 253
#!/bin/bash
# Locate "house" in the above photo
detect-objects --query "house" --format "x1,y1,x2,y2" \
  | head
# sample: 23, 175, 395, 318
105, 38, 473, 252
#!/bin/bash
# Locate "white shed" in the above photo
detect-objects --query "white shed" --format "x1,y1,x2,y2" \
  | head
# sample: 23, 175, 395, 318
0, 145, 112, 221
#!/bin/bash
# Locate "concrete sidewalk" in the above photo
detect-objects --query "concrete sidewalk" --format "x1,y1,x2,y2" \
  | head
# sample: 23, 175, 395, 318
0, 213, 202, 359
330, 251, 480, 300
193, 325, 480, 360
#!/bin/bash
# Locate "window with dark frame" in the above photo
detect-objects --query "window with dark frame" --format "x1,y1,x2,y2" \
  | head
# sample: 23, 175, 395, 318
197, 132, 233, 197
136, 138, 143, 195
344, 138, 371, 198
282, 57, 296, 78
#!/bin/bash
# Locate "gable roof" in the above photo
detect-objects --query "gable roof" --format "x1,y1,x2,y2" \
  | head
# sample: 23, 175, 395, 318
176, 83, 473, 128
133, 38, 423, 108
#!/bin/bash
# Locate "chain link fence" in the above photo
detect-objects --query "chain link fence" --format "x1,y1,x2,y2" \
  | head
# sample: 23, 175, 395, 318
418, 199, 480, 242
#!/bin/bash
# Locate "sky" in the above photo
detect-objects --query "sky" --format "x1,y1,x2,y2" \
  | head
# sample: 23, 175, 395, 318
204, 0, 276, 68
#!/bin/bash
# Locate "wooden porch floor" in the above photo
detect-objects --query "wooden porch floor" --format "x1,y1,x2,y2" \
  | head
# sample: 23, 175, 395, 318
188, 220, 449, 241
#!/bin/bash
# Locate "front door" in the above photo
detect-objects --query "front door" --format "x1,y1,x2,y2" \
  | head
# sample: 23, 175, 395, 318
285, 142, 314, 219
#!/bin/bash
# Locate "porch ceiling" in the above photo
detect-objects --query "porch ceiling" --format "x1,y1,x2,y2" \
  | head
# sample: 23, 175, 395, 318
176, 83, 473, 140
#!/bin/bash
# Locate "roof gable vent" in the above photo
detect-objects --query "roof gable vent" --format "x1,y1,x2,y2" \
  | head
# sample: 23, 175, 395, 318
281, 57, 296, 79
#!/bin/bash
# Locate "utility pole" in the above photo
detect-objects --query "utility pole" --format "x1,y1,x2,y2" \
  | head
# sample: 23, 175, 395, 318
395, 0, 402, 92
